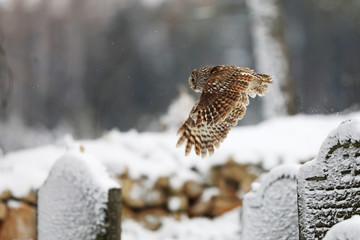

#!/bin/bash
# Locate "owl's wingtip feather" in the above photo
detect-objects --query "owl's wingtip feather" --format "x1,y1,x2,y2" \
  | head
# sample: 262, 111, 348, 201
176, 137, 185, 147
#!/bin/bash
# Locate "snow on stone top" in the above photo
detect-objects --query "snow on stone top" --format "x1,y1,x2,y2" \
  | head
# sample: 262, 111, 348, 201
1, 113, 360, 198
40, 151, 119, 199
258, 164, 299, 195
323, 215, 360, 240
245, 164, 300, 204
317, 119, 360, 161
52, 151, 119, 190
299, 118, 360, 180
337, 119, 360, 142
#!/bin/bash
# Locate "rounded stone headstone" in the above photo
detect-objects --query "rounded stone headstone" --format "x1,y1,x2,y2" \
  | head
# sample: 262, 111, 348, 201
298, 119, 360, 240
241, 164, 300, 240
38, 151, 121, 240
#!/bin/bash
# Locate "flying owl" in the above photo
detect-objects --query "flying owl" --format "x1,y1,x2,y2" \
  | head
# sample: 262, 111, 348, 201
176, 65, 272, 158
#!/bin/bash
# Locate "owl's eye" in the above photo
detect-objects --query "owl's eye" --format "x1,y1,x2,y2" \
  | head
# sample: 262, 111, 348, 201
191, 78, 195, 83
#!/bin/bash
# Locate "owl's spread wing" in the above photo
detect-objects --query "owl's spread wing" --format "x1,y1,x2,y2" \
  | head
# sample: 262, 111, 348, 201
192, 68, 256, 126
177, 67, 272, 157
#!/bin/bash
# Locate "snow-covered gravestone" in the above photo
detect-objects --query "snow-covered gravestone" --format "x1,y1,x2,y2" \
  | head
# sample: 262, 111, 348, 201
298, 119, 360, 240
323, 215, 360, 240
240, 164, 300, 240
38, 151, 121, 240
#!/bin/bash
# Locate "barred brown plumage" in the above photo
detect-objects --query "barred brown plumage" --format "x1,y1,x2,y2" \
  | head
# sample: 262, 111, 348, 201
176, 65, 272, 158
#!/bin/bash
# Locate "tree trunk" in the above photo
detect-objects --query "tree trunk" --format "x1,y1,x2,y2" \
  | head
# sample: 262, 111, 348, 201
246, 0, 297, 118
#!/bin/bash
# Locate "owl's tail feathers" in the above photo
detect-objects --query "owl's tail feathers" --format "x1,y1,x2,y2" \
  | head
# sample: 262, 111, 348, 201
249, 73, 272, 97
176, 118, 230, 158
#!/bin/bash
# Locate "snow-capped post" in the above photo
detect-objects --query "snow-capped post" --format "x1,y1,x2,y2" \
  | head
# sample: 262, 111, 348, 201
298, 119, 360, 240
240, 164, 300, 240
38, 151, 121, 240
246, 0, 296, 118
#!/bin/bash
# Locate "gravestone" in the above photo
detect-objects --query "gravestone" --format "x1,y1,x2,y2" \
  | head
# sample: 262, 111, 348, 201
323, 215, 360, 240
298, 119, 360, 240
38, 151, 121, 240
240, 164, 300, 240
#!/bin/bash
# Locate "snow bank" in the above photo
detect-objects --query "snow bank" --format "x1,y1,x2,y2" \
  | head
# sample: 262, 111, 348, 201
38, 151, 119, 240
122, 207, 240, 240
324, 215, 360, 240
0, 145, 65, 197
1, 113, 359, 199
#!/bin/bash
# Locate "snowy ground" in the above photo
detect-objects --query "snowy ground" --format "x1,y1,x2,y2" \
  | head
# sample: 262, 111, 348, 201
123, 208, 241, 240
1, 112, 360, 239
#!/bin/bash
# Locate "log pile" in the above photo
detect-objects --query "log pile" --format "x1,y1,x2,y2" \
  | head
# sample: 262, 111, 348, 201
0, 190, 37, 240
119, 159, 261, 230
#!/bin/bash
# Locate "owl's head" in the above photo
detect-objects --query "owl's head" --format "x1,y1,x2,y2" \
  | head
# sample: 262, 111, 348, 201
188, 66, 213, 93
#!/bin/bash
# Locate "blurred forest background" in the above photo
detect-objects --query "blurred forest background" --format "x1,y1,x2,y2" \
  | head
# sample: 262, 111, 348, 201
0, 0, 360, 152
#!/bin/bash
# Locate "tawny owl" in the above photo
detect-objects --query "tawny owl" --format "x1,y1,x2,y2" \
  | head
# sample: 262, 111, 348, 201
176, 65, 272, 158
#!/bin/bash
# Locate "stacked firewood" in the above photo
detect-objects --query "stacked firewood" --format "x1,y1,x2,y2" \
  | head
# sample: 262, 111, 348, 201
120, 160, 261, 230
0, 190, 37, 239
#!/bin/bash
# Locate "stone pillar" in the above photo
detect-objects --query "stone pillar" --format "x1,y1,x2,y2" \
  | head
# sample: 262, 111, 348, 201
241, 164, 300, 240
38, 151, 121, 240
298, 119, 360, 239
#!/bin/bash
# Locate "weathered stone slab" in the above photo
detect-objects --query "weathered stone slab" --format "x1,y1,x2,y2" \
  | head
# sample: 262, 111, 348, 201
240, 164, 300, 240
298, 119, 360, 240
38, 151, 121, 240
